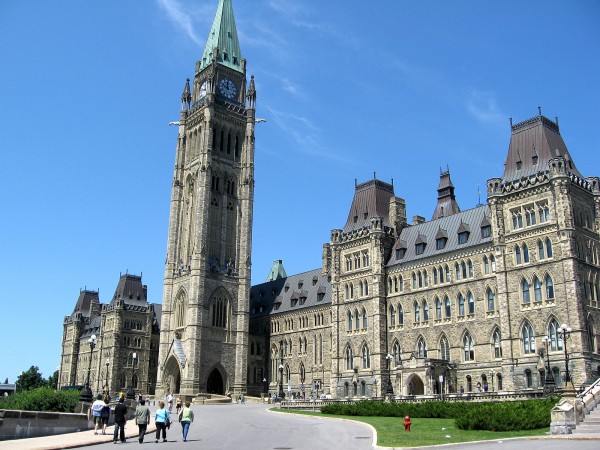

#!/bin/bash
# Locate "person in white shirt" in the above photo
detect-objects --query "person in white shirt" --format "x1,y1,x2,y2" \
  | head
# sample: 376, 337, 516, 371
90, 394, 106, 435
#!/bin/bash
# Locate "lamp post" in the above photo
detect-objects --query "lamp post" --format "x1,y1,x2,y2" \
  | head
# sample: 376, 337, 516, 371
557, 324, 573, 390
489, 369, 495, 392
278, 363, 285, 400
385, 353, 394, 397
541, 336, 555, 395
263, 378, 267, 398
103, 358, 110, 400
126, 352, 137, 400
79, 334, 97, 402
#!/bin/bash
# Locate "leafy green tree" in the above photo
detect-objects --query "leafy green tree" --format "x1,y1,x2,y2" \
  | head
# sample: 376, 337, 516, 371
3, 378, 8, 384
16, 366, 46, 392
46, 370, 59, 390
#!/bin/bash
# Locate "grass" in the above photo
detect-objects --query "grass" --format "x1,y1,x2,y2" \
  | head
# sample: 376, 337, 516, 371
279, 410, 548, 447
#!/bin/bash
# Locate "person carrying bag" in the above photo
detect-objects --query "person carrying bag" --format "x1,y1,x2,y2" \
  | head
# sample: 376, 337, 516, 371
178, 402, 194, 442
154, 401, 170, 443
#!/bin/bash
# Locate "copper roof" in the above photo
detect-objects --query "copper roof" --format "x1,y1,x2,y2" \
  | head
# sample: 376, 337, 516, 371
502, 114, 582, 183
343, 179, 395, 233
72, 289, 99, 317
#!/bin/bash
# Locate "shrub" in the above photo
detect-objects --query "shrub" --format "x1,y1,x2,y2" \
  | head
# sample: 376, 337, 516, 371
0, 387, 81, 413
321, 398, 557, 432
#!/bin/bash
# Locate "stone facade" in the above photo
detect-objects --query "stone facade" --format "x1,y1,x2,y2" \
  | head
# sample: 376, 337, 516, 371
58, 274, 160, 397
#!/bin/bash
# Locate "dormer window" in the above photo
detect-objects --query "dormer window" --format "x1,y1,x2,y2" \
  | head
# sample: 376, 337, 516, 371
481, 225, 491, 238
516, 160, 522, 170
458, 231, 469, 244
436, 238, 446, 250
532, 155, 538, 165
396, 248, 405, 259
415, 243, 426, 255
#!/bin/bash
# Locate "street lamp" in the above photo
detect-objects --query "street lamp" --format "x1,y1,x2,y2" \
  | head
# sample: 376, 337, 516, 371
489, 369, 495, 392
541, 336, 555, 395
385, 353, 394, 397
79, 334, 97, 402
278, 363, 285, 400
126, 352, 137, 400
103, 358, 110, 400
557, 324, 573, 389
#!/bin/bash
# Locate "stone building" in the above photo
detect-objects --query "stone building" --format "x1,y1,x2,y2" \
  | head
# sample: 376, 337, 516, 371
59, 0, 600, 400
58, 274, 161, 396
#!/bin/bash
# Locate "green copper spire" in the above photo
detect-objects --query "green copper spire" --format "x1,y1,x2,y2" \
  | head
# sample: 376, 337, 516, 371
199, 0, 243, 73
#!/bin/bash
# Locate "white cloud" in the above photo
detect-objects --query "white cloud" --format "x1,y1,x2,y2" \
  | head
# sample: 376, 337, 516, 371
466, 89, 504, 125
156, 0, 205, 46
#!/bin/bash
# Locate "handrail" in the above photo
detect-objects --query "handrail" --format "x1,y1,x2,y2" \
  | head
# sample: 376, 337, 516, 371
577, 377, 600, 399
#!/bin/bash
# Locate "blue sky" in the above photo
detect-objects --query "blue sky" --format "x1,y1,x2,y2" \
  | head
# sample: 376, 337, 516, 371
1, 0, 598, 384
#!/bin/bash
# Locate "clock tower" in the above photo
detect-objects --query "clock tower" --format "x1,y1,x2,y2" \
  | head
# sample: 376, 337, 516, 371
157, 0, 256, 398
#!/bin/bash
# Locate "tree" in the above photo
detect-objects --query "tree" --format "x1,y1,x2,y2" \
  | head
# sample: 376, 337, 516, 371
46, 370, 59, 390
3, 378, 8, 384
16, 366, 46, 392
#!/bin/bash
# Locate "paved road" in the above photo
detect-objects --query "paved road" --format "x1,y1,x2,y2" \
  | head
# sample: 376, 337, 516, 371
414, 439, 600, 450
90, 403, 374, 450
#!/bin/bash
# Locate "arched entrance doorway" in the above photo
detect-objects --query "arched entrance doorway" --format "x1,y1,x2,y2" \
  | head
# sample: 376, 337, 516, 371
163, 356, 181, 394
406, 374, 425, 396
207, 369, 224, 394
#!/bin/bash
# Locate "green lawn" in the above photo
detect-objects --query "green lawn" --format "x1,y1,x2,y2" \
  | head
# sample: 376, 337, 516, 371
280, 410, 548, 447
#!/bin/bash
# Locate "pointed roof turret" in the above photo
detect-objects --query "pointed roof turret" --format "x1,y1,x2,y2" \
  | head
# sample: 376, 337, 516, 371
343, 179, 395, 233
181, 78, 191, 111
502, 113, 582, 183
432, 169, 461, 220
199, 0, 243, 73
266, 260, 287, 282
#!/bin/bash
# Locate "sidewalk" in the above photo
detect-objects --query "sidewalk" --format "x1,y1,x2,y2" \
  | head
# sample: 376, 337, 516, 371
0, 422, 158, 450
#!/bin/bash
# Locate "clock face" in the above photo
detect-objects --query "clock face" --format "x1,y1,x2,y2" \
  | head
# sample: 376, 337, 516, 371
199, 81, 207, 98
219, 78, 237, 99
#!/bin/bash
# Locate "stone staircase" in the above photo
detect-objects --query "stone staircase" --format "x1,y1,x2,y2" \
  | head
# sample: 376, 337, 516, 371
572, 405, 600, 435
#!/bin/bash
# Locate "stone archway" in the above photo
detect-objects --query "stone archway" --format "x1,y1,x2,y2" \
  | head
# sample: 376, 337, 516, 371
163, 356, 182, 395
207, 368, 225, 395
406, 374, 425, 396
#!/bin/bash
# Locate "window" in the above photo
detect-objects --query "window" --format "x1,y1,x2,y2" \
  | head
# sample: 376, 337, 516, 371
533, 276, 542, 302
423, 301, 429, 321
433, 268, 438, 284
345, 347, 353, 370
464, 333, 474, 361
417, 337, 427, 357
538, 240, 545, 260
347, 312, 352, 332
458, 294, 465, 316
546, 238, 553, 257
362, 345, 370, 369
398, 305, 404, 325
481, 225, 491, 238
440, 336, 450, 360
468, 292, 475, 315
483, 256, 490, 274
396, 248, 405, 259
393, 342, 402, 366
548, 319, 563, 351
468, 260, 473, 278
444, 296, 451, 318
515, 245, 522, 264
458, 232, 469, 244
522, 279, 531, 303
435, 298, 442, 320
493, 328, 502, 358
491, 255, 496, 272
546, 275, 554, 299
355, 309, 360, 330
436, 238, 447, 250
487, 288, 495, 312
522, 322, 535, 354
523, 244, 530, 263
414, 301, 421, 323
211, 294, 229, 328
390, 305, 396, 326
362, 308, 368, 329
416, 243, 426, 255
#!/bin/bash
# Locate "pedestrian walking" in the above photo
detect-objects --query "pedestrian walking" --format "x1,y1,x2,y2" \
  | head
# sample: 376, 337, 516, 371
178, 401, 194, 442
155, 400, 171, 443
176, 396, 182, 414
90, 394, 106, 435
135, 399, 151, 443
100, 401, 110, 435
166, 393, 174, 412
113, 397, 128, 444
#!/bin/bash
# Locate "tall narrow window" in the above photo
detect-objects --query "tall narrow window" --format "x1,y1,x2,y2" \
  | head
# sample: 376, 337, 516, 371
548, 319, 562, 351
523, 244, 530, 263
522, 322, 535, 354
546, 238, 553, 257
468, 292, 475, 315
487, 288, 495, 312
458, 294, 465, 316
417, 337, 427, 357
515, 245, 522, 264
445, 296, 451, 318
533, 276, 542, 302
546, 275, 554, 299
423, 301, 429, 321
522, 279, 531, 303
398, 305, 404, 325
414, 301, 421, 323
390, 305, 396, 326
435, 297, 442, 320
463, 333, 474, 361
362, 308, 368, 329
493, 328, 502, 358
538, 240, 545, 260
393, 342, 401, 365
440, 336, 450, 360
362, 345, 370, 369
483, 255, 490, 274
347, 312, 352, 332
345, 347, 353, 370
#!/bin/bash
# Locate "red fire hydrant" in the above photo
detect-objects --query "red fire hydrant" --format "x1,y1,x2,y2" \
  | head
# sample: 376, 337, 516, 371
404, 415, 411, 432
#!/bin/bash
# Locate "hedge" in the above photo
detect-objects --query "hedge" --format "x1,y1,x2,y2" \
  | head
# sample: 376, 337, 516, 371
320, 398, 557, 431
0, 387, 81, 413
